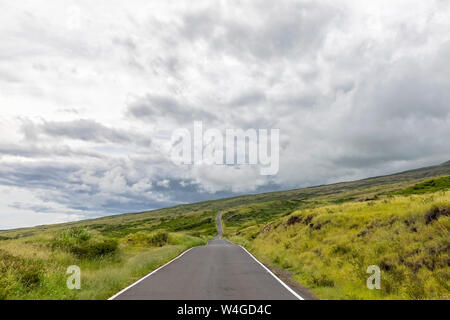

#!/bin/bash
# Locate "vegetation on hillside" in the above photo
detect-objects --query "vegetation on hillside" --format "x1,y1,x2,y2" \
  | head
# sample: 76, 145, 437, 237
224, 190, 449, 300
393, 175, 450, 195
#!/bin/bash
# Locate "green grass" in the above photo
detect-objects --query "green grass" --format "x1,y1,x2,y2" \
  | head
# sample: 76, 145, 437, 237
225, 191, 449, 300
393, 175, 450, 195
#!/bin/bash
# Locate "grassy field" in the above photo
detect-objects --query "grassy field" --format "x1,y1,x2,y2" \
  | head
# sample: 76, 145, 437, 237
0, 161, 449, 300
0, 210, 216, 299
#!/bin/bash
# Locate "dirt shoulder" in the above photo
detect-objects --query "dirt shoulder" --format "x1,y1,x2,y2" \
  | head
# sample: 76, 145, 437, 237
265, 264, 319, 300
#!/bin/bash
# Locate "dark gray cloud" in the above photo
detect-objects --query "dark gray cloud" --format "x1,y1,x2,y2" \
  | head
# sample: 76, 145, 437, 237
127, 94, 217, 123
17, 119, 152, 147
41, 119, 132, 143
180, 1, 340, 61
0, 159, 245, 215
229, 90, 267, 107
0, 143, 104, 159
0, 162, 81, 191
10, 202, 58, 214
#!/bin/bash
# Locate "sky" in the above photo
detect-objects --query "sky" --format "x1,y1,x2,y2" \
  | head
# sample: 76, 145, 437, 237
0, 0, 449, 229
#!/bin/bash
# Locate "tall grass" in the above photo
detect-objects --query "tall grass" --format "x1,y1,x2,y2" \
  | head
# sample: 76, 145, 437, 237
227, 191, 450, 300
0, 213, 213, 300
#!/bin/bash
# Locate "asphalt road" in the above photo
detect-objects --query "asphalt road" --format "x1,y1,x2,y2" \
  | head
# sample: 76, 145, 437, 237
215, 211, 223, 238
111, 212, 302, 300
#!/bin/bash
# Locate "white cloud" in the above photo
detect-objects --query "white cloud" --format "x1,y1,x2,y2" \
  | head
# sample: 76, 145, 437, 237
0, 0, 449, 228
156, 179, 170, 188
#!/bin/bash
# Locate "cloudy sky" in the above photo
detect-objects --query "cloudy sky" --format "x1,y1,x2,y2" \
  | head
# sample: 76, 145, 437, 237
1, 0, 449, 229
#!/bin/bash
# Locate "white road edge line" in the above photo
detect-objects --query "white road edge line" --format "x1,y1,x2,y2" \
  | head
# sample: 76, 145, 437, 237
238, 245, 305, 300
108, 247, 195, 300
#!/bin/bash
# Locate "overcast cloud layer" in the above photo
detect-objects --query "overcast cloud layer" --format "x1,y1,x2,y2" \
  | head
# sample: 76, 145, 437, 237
1, 0, 449, 229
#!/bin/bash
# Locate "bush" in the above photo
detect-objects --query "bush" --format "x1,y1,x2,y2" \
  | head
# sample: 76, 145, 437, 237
19, 264, 42, 288
70, 239, 118, 259
51, 227, 92, 250
148, 232, 169, 247
126, 232, 169, 247
51, 228, 118, 259
60, 227, 92, 241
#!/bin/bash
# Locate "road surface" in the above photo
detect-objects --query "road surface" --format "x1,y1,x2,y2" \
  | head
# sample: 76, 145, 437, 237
111, 212, 302, 300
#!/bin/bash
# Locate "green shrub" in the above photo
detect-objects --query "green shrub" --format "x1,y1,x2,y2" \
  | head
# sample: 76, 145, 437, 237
61, 227, 92, 241
18, 264, 42, 288
70, 239, 118, 259
148, 232, 169, 247
126, 231, 169, 247
51, 227, 92, 250
394, 176, 450, 195
51, 228, 117, 259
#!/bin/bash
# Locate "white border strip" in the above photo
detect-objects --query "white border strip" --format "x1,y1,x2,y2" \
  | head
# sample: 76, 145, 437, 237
238, 245, 305, 300
108, 247, 195, 300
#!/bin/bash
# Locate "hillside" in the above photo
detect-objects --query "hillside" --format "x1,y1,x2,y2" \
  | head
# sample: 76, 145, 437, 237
224, 178, 450, 299
0, 161, 449, 299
